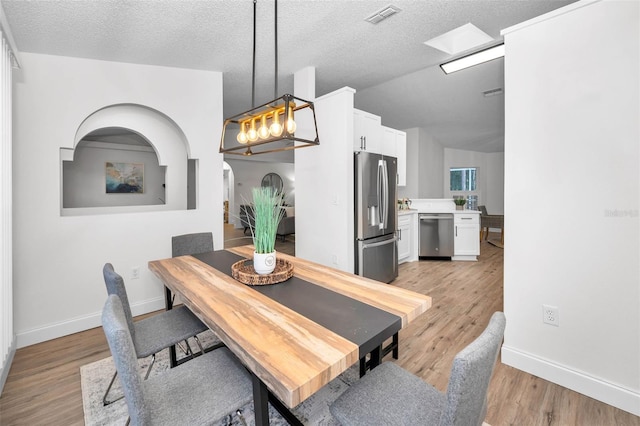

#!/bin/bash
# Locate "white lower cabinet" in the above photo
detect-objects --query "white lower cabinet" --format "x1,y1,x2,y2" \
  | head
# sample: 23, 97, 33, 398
452, 213, 480, 261
398, 212, 417, 264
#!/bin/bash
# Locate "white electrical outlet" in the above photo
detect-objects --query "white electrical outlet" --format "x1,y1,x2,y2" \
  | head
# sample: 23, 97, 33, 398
131, 266, 141, 280
542, 304, 559, 326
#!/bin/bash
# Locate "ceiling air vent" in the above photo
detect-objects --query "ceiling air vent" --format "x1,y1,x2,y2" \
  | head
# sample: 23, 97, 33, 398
483, 88, 503, 97
365, 5, 401, 24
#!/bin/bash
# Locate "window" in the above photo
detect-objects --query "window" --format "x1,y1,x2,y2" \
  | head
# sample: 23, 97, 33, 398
450, 167, 476, 191
450, 167, 478, 210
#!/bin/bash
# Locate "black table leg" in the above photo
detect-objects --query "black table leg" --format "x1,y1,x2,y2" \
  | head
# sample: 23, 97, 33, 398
252, 374, 270, 426
268, 393, 303, 426
369, 345, 382, 370
392, 332, 399, 359
164, 286, 178, 368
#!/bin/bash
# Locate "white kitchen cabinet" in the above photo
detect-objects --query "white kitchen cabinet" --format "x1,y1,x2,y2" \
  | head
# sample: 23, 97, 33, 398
382, 126, 397, 158
398, 214, 411, 263
353, 108, 382, 153
397, 211, 417, 264
382, 126, 407, 186
452, 212, 480, 261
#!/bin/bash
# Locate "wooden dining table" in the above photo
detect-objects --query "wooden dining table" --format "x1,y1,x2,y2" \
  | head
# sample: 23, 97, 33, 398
148, 245, 431, 425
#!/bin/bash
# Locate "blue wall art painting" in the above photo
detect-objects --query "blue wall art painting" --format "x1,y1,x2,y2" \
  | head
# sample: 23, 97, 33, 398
106, 162, 144, 194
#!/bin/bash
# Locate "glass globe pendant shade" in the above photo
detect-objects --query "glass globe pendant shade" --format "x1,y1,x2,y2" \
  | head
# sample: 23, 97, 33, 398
257, 114, 270, 139
269, 110, 284, 137
285, 104, 296, 134
236, 121, 248, 144
247, 118, 258, 142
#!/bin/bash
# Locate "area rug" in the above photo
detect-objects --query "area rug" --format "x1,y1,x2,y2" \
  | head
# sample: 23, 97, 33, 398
80, 330, 358, 425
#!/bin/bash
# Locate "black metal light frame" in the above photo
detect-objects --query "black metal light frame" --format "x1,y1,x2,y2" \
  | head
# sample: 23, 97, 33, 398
219, 93, 319, 156
219, 0, 320, 156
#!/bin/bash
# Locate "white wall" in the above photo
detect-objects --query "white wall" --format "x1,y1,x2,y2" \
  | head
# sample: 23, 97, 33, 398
295, 87, 355, 272
418, 128, 445, 199
484, 152, 505, 214
399, 127, 445, 200
224, 159, 295, 228
444, 148, 504, 214
502, 0, 639, 415
63, 143, 165, 208
13, 53, 224, 347
398, 128, 420, 199
0, 20, 16, 395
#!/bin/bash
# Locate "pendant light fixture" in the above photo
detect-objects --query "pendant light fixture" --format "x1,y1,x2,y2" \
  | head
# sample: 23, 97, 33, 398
219, 0, 319, 156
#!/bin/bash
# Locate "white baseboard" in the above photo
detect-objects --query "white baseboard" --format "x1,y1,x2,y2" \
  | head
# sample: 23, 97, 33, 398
0, 335, 16, 395
16, 296, 166, 349
502, 345, 640, 416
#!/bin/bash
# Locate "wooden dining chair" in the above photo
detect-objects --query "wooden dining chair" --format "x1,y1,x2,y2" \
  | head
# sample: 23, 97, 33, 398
101, 263, 209, 405
330, 312, 506, 426
102, 294, 253, 425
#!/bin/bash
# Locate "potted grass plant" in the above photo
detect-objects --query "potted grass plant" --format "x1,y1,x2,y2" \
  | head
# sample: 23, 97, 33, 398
453, 196, 467, 210
247, 186, 285, 274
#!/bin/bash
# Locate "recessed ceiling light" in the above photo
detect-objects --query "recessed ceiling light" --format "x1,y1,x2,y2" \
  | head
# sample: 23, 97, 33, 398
365, 5, 401, 24
424, 23, 494, 55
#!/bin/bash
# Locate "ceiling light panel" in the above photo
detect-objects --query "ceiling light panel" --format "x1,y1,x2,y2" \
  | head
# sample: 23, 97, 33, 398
365, 5, 401, 24
440, 43, 505, 74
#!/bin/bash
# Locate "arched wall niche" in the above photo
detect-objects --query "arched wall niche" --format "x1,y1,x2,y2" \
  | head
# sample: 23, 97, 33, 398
61, 103, 195, 215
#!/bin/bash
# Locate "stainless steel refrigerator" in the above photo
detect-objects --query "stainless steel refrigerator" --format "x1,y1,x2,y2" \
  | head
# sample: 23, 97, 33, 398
354, 151, 398, 283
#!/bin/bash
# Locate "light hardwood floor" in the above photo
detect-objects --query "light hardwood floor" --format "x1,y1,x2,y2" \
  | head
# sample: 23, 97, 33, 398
0, 232, 637, 425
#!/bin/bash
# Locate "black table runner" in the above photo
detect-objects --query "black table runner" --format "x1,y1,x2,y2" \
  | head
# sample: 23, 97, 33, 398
193, 250, 401, 356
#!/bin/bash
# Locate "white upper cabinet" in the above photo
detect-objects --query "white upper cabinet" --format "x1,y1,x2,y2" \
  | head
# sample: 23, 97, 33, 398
382, 126, 397, 157
354, 109, 406, 186
353, 109, 382, 153
382, 126, 407, 187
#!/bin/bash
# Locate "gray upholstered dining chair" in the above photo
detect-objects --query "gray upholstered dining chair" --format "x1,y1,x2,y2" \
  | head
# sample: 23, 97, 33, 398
171, 232, 214, 257
330, 312, 506, 426
102, 294, 253, 426
171, 232, 225, 354
102, 263, 209, 405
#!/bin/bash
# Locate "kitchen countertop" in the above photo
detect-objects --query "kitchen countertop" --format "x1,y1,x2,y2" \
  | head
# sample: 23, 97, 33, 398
403, 199, 482, 214
398, 208, 481, 215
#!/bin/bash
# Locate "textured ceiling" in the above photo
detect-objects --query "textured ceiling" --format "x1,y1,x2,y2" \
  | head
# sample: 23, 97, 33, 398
1, 0, 576, 152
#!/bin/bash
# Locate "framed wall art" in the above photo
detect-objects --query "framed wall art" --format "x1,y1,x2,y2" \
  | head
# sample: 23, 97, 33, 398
105, 162, 144, 193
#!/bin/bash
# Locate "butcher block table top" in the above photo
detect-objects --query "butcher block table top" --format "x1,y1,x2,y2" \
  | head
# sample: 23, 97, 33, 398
148, 245, 431, 412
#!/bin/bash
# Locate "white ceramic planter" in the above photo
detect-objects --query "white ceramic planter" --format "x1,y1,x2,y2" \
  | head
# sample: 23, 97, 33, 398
254, 251, 277, 275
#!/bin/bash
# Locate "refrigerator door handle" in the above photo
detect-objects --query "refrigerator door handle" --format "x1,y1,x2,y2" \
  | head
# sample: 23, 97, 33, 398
362, 236, 397, 249
380, 160, 388, 229
377, 160, 384, 228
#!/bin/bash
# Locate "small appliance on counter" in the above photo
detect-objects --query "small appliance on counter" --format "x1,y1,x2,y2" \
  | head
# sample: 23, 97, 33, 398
354, 151, 398, 283
398, 198, 412, 210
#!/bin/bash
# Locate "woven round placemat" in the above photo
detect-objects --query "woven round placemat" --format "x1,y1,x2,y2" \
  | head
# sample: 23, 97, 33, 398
231, 258, 294, 285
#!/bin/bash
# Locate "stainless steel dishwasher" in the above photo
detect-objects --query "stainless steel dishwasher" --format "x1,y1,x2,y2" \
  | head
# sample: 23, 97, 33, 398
419, 213, 454, 258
